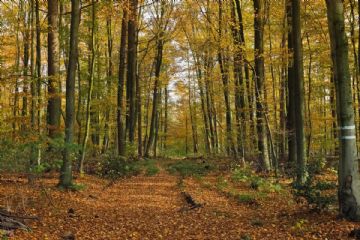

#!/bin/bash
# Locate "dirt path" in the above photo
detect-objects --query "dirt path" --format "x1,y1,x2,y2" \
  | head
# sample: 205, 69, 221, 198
0, 173, 356, 239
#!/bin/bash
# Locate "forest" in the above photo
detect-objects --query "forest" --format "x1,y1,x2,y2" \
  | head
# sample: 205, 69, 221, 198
1, 0, 360, 239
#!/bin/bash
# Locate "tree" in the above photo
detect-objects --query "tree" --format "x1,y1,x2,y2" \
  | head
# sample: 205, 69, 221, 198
47, 0, 61, 139
292, 0, 306, 184
253, 0, 270, 171
286, 0, 296, 167
117, 3, 128, 156
326, 0, 360, 221
126, 0, 138, 144
79, 0, 96, 174
59, 0, 80, 188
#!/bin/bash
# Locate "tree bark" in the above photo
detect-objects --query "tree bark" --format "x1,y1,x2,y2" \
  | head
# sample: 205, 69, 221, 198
254, 0, 270, 171
126, 0, 138, 144
292, 0, 306, 184
59, 0, 80, 188
47, 0, 61, 139
117, 5, 128, 156
286, 0, 297, 167
326, 0, 360, 221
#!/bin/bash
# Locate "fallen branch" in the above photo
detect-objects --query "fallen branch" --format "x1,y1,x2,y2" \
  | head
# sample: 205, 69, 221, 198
180, 191, 203, 211
0, 209, 37, 231
0, 214, 30, 230
0, 209, 38, 220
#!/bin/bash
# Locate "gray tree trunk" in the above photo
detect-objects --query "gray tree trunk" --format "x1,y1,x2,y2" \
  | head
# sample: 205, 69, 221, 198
326, 0, 360, 221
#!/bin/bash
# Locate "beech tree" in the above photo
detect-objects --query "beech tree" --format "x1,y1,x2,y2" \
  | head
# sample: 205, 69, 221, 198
47, 0, 61, 139
59, 0, 80, 188
326, 0, 360, 221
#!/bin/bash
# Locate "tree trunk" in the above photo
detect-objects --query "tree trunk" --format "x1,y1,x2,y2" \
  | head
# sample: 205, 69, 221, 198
326, 0, 360, 221
35, 0, 42, 165
254, 0, 270, 171
79, 0, 96, 174
117, 6, 128, 156
21, 0, 29, 132
103, 7, 113, 153
145, 37, 164, 157
231, 0, 246, 161
286, 0, 297, 167
47, 0, 61, 139
292, 0, 306, 184
126, 0, 138, 144
59, 0, 80, 188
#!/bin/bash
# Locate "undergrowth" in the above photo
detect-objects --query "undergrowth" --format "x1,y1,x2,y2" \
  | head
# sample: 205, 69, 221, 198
166, 160, 213, 177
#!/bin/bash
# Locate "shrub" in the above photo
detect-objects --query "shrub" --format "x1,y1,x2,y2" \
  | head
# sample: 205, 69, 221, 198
292, 177, 336, 211
231, 167, 252, 182
0, 139, 29, 172
143, 160, 160, 176
232, 168, 282, 193
166, 160, 213, 177
215, 176, 229, 191
101, 154, 141, 178
233, 193, 257, 204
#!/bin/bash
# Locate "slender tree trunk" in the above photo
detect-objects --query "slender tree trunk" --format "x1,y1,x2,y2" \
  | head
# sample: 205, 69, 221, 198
126, 0, 138, 144
188, 74, 199, 154
145, 37, 164, 157
254, 0, 270, 171
231, 0, 246, 161
29, 0, 37, 181
79, 0, 96, 174
21, 0, 29, 132
305, 32, 312, 158
286, 0, 297, 167
59, 0, 80, 188
35, 0, 41, 165
292, 0, 307, 184
47, 0, 61, 139
279, 5, 287, 162
218, 0, 236, 157
117, 6, 128, 156
163, 86, 168, 151
103, 8, 113, 153
13, 19, 20, 138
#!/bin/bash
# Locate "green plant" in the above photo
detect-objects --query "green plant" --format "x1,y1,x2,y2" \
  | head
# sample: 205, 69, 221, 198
249, 176, 264, 190
231, 167, 252, 182
240, 234, 252, 240
145, 162, 160, 176
166, 160, 213, 177
58, 183, 86, 191
69, 183, 86, 191
215, 176, 228, 191
101, 154, 141, 178
292, 176, 336, 211
233, 193, 257, 204
307, 158, 326, 175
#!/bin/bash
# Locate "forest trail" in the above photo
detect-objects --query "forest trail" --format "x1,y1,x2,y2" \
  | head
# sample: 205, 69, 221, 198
0, 171, 357, 240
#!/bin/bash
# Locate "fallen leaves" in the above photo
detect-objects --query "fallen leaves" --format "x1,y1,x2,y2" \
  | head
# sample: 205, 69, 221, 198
0, 170, 358, 239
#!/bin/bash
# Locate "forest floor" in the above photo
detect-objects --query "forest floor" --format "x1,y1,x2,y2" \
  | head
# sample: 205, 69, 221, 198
0, 158, 359, 240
